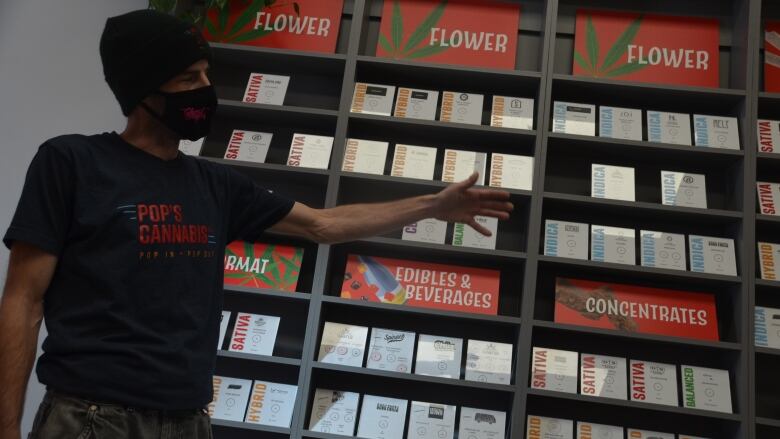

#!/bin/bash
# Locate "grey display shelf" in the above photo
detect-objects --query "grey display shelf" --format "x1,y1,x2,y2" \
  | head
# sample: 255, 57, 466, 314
195, 0, 777, 438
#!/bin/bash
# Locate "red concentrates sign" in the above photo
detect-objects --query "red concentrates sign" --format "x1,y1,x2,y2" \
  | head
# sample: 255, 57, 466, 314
573, 10, 719, 88
224, 241, 303, 292
554, 277, 719, 341
765, 21, 780, 92
203, 0, 343, 53
375, 0, 519, 70
341, 255, 500, 315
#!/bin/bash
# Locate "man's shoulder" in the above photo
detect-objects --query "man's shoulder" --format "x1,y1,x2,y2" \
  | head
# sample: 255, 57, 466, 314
40, 132, 111, 157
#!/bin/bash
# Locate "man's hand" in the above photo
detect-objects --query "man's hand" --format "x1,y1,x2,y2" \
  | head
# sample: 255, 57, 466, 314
431, 172, 513, 236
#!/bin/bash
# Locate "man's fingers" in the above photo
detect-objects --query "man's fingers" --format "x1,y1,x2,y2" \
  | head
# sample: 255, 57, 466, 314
468, 218, 492, 236
480, 201, 514, 212
472, 188, 511, 200
477, 209, 510, 220
455, 172, 479, 189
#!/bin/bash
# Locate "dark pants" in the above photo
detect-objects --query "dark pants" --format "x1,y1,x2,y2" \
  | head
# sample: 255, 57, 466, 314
28, 390, 213, 439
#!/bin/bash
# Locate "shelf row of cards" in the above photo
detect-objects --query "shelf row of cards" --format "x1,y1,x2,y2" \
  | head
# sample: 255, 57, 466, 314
526, 416, 706, 439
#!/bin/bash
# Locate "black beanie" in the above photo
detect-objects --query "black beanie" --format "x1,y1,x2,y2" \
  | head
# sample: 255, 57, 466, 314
100, 9, 212, 116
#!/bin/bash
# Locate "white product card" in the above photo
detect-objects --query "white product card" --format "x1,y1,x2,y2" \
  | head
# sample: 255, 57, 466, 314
591, 164, 635, 201
660, 171, 708, 208
452, 216, 498, 250
342, 138, 389, 175
552, 101, 596, 136
391, 144, 438, 180
757, 119, 780, 154
318, 322, 369, 367
287, 133, 334, 169
576, 422, 623, 439
629, 360, 679, 406
647, 111, 692, 145
351, 83, 396, 116
688, 235, 738, 276
394, 87, 439, 120
544, 220, 589, 260
309, 389, 360, 436
242, 73, 290, 105
465, 339, 513, 384
530, 347, 578, 394
693, 115, 740, 150
244, 381, 298, 427
490, 96, 534, 130
640, 230, 687, 271
228, 312, 280, 356
218, 311, 231, 350
590, 225, 636, 265
681, 365, 733, 413
627, 429, 674, 439
757, 182, 780, 216
489, 153, 534, 190
402, 218, 447, 245
599, 106, 643, 141
357, 395, 408, 439
580, 353, 627, 400
366, 327, 416, 374
439, 91, 484, 125
459, 407, 506, 439
224, 129, 272, 163
755, 306, 780, 349
441, 149, 487, 185
758, 242, 780, 281
526, 415, 574, 439
209, 376, 252, 422
414, 334, 463, 379
407, 401, 456, 439
178, 138, 204, 156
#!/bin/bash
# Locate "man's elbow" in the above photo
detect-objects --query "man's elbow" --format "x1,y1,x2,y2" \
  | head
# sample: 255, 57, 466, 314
308, 211, 345, 244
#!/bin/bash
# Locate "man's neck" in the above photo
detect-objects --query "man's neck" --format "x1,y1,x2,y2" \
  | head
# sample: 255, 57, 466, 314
120, 112, 180, 161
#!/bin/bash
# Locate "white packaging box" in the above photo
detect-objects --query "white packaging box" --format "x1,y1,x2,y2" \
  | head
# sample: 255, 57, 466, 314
209, 376, 252, 422
441, 149, 487, 185
439, 91, 484, 125
660, 171, 708, 208
544, 220, 589, 260
357, 394, 408, 439
465, 339, 513, 385
452, 216, 498, 250
218, 310, 231, 350
693, 114, 740, 150
688, 235, 738, 276
757, 182, 780, 216
318, 322, 369, 367
223, 129, 272, 163
681, 365, 733, 413
758, 242, 780, 280
530, 347, 578, 394
459, 407, 506, 439
490, 96, 534, 130
309, 389, 360, 435
287, 133, 334, 169
402, 218, 447, 245
755, 306, 780, 349
599, 106, 643, 141
639, 230, 687, 271
627, 429, 674, 439
414, 334, 463, 379
590, 225, 636, 265
552, 101, 596, 136
526, 415, 574, 439
366, 327, 416, 374
629, 359, 679, 406
580, 353, 628, 400
407, 401, 456, 439
242, 72, 290, 105
489, 153, 534, 190
391, 144, 438, 180
244, 380, 298, 427
394, 87, 439, 120
576, 421, 623, 439
757, 119, 780, 153
228, 312, 280, 356
342, 138, 389, 175
591, 164, 635, 201
178, 138, 204, 156
647, 111, 692, 145
351, 83, 396, 116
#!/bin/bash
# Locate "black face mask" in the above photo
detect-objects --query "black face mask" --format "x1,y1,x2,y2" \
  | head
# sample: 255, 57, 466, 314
140, 85, 218, 141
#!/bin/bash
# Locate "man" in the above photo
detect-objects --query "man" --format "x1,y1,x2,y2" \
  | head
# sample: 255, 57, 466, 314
0, 9, 512, 439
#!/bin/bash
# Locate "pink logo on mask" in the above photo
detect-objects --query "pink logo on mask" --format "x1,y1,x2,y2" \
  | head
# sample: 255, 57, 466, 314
182, 107, 209, 122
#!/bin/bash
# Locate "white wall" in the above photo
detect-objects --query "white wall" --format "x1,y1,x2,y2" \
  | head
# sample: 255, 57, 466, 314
0, 0, 145, 435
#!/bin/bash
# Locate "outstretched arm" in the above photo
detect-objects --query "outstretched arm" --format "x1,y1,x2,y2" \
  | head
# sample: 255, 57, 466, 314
269, 173, 513, 244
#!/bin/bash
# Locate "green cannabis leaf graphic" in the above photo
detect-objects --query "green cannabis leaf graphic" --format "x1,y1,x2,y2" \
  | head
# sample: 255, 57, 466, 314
574, 14, 647, 78
379, 0, 450, 60
225, 243, 302, 292
204, 0, 302, 44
